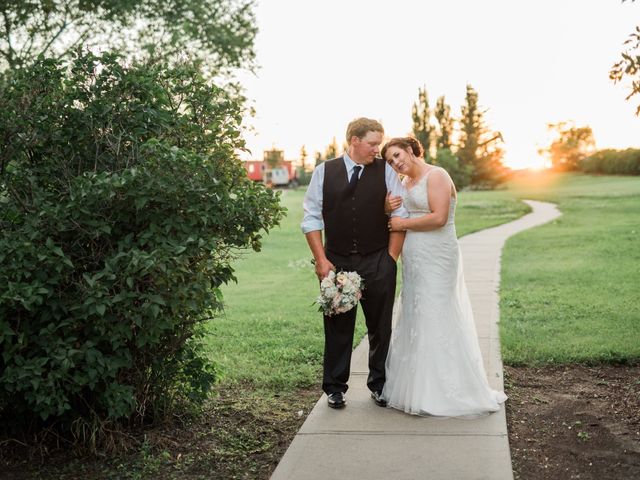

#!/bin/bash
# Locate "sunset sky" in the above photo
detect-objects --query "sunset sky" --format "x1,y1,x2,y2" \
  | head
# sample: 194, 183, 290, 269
235, 0, 639, 170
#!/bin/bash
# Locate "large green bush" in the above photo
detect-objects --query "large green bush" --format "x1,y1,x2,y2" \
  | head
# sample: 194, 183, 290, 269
0, 52, 284, 433
580, 148, 640, 176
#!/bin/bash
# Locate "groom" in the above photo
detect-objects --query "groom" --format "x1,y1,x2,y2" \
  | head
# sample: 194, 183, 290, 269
301, 117, 407, 409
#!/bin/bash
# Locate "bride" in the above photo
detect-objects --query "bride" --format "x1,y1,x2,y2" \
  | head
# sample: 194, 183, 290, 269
380, 136, 507, 417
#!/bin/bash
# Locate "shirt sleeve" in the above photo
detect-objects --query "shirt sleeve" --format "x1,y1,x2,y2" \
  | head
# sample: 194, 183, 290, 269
385, 163, 409, 218
301, 162, 325, 233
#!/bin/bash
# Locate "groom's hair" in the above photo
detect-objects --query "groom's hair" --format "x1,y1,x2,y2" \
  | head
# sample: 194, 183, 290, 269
346, 118, 384, 145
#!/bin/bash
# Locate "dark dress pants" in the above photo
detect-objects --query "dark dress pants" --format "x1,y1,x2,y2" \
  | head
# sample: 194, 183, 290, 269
322, 248, 397, 395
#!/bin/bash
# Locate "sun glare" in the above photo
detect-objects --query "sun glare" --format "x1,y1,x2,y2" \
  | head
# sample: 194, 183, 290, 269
503, 150, 551, 172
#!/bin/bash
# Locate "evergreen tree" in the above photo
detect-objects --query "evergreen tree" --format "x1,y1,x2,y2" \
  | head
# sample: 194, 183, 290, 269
313, 137, 340, 168
299, 145, 308, 169
456, 85, 507, 188
435, 95, 453, 150
457, 85, 481, 171
324, 137, 339, 160
475, 133, 508, 188
295, 145, 311, 186
411, 85, 435, 160
435, 148, 472, 189
264, 148, 284, 169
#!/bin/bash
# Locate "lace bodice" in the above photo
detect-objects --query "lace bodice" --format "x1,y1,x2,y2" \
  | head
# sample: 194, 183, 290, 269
403, 167, 456, 225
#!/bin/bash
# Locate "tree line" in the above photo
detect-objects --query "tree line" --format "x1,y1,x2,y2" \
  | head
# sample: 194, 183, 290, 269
310, 84, 509, 190
540, 122, 640, 175
410, 84, 508, 189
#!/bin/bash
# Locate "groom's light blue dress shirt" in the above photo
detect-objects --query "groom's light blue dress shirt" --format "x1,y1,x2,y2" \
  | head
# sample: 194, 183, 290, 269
300, 152, 409, 234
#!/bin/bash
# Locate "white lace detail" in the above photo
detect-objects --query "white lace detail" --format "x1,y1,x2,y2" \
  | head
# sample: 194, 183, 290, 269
381, 167, 507, 416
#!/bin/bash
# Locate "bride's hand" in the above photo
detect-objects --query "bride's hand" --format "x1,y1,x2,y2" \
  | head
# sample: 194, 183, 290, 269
388, 216, 407, 232
385, 193, 403, 214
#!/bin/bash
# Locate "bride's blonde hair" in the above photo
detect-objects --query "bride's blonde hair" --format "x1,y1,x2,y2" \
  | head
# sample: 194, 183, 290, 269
381, 137, 424, 162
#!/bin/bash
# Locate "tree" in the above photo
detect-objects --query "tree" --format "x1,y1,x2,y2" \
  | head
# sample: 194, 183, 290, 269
299, 145, 308, 169
456, 85, 507, 188
0, 0, 257, 73
435, 148, 472, 189
409, 84, 506, 189
541, 122, 596, 171
0, 52, 284, 438
432, 95, 471, 188
580, 148, 640, 175
434, 95, 453, 150
295, 145, 312, 186
314, 137, 340, 167
325, 137, 339, 160
457, 85, 481, 172
475, 134, 509, 187
411, 85, 435, 160
610, 15, 640, 115
264, 148, 284, 169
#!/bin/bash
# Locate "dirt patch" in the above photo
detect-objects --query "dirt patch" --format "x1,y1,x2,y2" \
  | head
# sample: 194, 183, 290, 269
0, 386, 320, 479
505, 364, 640, 480
3, 365, 639, 479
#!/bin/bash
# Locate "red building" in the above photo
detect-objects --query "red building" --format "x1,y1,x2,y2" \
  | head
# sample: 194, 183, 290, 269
243, 160, 265, 182
243, 158, 298, 186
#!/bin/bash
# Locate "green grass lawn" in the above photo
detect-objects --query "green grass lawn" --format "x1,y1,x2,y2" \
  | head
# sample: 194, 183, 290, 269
209, 188, 529, 391
499, 171, 640, 365
210, 173, 640, 390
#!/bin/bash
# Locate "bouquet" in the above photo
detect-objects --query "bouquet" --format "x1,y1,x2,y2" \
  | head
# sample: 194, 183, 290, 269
316, 270, 364, 316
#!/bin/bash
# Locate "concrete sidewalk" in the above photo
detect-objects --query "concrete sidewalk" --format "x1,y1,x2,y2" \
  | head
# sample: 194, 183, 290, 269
271, 200, 561, 480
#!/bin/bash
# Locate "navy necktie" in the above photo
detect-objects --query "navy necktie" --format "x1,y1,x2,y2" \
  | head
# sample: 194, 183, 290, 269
349, 165, 362, 191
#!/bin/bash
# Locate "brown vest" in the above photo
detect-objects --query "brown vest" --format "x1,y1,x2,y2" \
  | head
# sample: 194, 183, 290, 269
322, 157, 389, 255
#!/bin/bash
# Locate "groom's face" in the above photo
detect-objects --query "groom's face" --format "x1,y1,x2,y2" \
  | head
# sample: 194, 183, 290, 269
350, 131, 383, 165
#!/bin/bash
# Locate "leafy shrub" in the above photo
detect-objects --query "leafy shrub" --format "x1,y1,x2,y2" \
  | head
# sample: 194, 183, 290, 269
0, 52, 284, 434
580, 148, 640, 176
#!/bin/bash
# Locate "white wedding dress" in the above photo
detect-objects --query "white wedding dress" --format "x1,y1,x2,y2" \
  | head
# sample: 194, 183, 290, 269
381, 167, 507, 416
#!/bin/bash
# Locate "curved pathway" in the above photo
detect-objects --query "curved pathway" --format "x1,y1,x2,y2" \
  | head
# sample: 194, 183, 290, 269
271, 200, 562, 480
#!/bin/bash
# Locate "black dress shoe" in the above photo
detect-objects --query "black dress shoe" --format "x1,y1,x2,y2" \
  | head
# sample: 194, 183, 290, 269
327, 392, 346, 409
371, 390, 387, 407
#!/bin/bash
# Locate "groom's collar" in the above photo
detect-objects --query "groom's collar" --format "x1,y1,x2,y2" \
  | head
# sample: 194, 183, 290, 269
343, 152, 360, 172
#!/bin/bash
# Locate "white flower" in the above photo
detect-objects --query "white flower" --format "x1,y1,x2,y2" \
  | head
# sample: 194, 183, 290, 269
315, 270, 364, 316
320, 270, 336, 289
324, 285, 338, 299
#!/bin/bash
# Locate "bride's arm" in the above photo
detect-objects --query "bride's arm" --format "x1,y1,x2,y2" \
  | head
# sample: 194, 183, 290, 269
388, 231, 405, 261
389, 170, 451, 232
